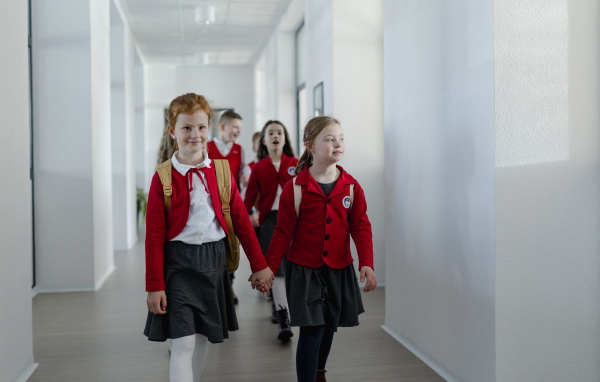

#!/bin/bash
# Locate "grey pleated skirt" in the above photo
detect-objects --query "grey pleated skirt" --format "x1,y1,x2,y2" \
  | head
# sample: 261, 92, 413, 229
143, 239, 238, 343
260, 210, 288, 277
285, 260, 365, 332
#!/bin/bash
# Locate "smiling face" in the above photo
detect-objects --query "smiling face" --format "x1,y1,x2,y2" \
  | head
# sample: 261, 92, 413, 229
220, 118, 242, 142
167, 110, 210, 158
307, 123, 345, 165
262, 123, 285, 153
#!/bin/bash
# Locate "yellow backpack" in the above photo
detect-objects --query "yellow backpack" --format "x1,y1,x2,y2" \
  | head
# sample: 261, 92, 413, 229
156, 159, 240, 274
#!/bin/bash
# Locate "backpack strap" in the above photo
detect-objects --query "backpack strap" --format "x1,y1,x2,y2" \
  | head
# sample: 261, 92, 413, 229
156, 159, 173, 212
213, 159, 240, 273
293, 177, 302, 217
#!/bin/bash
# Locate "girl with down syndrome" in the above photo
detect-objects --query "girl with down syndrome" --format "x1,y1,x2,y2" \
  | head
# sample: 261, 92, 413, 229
257, 116, 377, 382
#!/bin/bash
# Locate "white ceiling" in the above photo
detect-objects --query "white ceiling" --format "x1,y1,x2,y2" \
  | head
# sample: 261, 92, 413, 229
116, 0, 292, 65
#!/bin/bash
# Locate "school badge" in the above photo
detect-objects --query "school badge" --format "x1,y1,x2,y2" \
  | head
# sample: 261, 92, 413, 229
343, 196, 351, 208
288, 166, 295, 176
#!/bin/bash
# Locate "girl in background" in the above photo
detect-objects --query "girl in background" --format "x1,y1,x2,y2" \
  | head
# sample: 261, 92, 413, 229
244, 120, 297, 342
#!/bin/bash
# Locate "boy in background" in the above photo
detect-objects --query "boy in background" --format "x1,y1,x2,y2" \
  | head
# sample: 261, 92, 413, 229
207, 111, 248, 305
207, 111, 248, 190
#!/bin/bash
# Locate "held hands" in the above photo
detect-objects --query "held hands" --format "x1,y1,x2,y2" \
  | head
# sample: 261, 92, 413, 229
360, 266, 377, 293
248, 267, 275, 296
147, 291, 167, 314
249, 212, 260, 227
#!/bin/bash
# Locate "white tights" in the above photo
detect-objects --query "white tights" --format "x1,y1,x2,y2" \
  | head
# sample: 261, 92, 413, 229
170, 334, 209, 382
272, 276, 288, 310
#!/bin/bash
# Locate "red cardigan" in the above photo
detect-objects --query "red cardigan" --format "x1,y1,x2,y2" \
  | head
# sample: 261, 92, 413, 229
244, 154, 299, 226
145, 162, 268, 292
265, 165, 374, 274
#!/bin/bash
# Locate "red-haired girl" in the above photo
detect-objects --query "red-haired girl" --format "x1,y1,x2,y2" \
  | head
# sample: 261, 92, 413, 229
144, 93, 274, 381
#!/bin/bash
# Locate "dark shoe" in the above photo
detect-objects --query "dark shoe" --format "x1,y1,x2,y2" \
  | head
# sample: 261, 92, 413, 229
276, 305, 293, 342
271, 301, 278, 323
316, 370, 327, 382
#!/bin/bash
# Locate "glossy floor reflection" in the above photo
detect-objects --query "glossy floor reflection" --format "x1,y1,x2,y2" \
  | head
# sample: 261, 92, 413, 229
30, 229, 443, 381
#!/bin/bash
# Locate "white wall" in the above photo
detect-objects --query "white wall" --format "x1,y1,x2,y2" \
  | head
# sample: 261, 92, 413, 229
332, 0, 385, 283
0, 3, 37, 382
494, 0, 600, 380
110, 2, 137, 250
144, 65, 256, 189
254, 0, 303, 153
382, 1, 496, 381
302, 0, 386, 283
135, 52, 146, 192
32, 0, 114, 292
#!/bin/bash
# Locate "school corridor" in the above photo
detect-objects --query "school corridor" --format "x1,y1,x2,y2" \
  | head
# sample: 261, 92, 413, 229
2, 0, 600, 382
27, 229, 443, 382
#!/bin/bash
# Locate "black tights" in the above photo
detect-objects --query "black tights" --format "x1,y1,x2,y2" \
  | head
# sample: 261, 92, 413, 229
296, 325, 335, 382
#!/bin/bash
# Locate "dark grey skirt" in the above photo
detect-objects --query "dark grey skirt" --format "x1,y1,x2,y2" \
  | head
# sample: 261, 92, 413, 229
260, 210, 288, 277
143, 239, 238, 343
285, 261, 365, 332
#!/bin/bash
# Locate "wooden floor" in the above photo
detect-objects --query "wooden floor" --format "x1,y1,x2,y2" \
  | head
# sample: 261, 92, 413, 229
30, 230, 444, 382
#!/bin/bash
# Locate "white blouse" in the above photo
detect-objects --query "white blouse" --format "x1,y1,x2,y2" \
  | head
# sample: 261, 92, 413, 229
170, 152, 226, 245
271, 161, 283, 211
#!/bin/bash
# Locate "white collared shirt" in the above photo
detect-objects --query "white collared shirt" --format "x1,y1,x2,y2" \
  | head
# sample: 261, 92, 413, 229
271, 161, 283, 210
170, 152, 226, 245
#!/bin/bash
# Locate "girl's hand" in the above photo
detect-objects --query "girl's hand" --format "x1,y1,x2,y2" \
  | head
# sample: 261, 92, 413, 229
250, 212, 260, 227
360, 266, 377, 293
254, 279, 271, 296
248, 267, 275, 292
147, 291, 167, 314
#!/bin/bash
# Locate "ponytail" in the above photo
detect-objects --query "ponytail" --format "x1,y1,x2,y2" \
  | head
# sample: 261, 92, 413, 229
294, 116, 340, 175
295, 150, 313, 175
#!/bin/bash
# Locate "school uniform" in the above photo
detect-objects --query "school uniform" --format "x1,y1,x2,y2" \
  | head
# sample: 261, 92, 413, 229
265, 165, 373, 331
207, 138, 245, 186
244, 153, 299, 226
244, 154, 299, 276
144, 152, 267, 343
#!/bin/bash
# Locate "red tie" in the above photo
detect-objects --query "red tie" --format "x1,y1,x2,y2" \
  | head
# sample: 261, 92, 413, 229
187, 167, 209, 195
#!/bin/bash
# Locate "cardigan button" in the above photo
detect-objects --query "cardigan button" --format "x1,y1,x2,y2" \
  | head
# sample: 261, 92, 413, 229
326, 217, 332, 224
323, 251, 328, 257
327, 198, 331, 204
325, 234, 329, 240
276, 176, 279, 180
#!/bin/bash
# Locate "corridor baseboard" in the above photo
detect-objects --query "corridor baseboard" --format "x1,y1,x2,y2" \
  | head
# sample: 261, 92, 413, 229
381, 324, 465, 382
11, 356, 38, 382
34, 265, 116, 294
94, 265, 116, 291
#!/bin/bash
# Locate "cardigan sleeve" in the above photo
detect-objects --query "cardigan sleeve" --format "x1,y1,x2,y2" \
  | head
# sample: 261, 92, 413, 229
244, 166, 260, 214
145, 172, 167, 292
348, 182, 374, 270
265, 182, 297, 274
229, 174, 269, 272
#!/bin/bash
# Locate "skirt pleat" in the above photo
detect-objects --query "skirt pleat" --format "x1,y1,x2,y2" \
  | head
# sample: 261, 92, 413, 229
144, 239, 238, 343
285, 261, 364, 332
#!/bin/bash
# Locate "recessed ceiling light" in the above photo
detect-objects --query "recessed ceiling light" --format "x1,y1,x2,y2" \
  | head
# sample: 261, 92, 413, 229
195, 5, 215, 25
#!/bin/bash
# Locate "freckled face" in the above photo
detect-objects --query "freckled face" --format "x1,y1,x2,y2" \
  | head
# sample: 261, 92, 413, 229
168, 110, 210, 156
